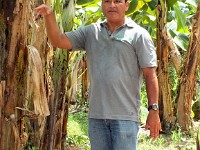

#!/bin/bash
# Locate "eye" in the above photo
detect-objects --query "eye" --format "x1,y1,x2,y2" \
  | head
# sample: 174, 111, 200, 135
115, 0, 123, 3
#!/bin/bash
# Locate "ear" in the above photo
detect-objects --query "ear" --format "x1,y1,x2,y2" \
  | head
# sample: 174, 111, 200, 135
125, 1, 130, 11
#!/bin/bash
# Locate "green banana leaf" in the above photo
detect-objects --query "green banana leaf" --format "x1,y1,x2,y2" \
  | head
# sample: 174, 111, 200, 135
126, 0, 138, 16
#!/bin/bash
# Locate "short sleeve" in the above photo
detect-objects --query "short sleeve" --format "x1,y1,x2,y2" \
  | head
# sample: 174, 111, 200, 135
135, 28, 157, 68
65, 26, 90, 51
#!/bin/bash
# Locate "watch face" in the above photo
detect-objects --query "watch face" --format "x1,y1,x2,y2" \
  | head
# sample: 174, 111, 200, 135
148, 104, 158, 111
152, 104, 158, 110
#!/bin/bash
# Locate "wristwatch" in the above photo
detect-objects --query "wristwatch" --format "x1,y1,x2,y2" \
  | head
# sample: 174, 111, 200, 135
148, 103, 159, 111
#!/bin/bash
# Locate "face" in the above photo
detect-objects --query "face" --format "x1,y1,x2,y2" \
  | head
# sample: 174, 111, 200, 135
102, 0, 129, 23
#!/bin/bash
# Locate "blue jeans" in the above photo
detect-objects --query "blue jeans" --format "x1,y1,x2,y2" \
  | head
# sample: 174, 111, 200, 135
88, 118, 139, 150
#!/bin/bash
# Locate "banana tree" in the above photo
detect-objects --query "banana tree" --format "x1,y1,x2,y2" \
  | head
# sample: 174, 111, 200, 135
156, 0, 176, 130
156, 0, 199, 131
0, 0, 51, 149
176, 1, 200, 131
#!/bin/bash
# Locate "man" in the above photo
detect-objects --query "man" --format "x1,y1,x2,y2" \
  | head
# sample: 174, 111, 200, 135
35, 0, 161, 149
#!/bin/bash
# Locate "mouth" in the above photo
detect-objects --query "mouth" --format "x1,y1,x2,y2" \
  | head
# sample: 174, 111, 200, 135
108, 10, 117, 13
108, 9, 117, 12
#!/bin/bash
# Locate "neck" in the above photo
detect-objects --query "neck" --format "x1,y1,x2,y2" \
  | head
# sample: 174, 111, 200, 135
106, 18, 125, 32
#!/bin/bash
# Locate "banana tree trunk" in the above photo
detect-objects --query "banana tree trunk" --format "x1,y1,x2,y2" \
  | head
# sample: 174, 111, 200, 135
41, 49, 69, 150
176, 2, 200, 131
82, 55, 88, 101
0, 0, 65, 149
0, 0, 83, 149
156, 0, 175, 130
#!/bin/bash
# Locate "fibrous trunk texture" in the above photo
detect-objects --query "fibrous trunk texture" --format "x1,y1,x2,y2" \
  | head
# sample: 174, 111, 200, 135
176, 2, 200, 132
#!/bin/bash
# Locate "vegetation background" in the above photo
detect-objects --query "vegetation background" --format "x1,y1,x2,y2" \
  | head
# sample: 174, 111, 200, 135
0, 0, 200, 149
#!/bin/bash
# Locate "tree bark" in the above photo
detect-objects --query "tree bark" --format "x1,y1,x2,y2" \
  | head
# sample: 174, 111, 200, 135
0, 0, 54, 149
156, 0, 175, 130
176, 2, 200, 131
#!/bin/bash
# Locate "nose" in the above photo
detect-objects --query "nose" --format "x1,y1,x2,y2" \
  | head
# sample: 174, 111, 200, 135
109, 1, 116, 7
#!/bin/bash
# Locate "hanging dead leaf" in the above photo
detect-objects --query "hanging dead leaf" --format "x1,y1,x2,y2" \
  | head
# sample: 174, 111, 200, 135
27, 45, 50, 117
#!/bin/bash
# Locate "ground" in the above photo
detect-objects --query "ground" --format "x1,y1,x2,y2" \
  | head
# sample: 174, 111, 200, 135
67, 111, 199, 150
67, 122, 199, 150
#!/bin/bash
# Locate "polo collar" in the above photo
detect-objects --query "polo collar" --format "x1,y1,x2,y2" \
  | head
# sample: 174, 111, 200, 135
100, 18, 136, 28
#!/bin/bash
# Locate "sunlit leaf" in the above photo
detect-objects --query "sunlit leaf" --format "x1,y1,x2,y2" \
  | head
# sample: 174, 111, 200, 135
126, 0, 138, 16
167, 0, 178, 8
62, 0, 76, 32
185, 0, 198, 8
76, 0, 100, 6
174, 5, 186, 31
127, 0, 146, 16
173, 35, 188, 51
143, 0, 151, 2
147, 0, 156, 10
167, 19, 189, 51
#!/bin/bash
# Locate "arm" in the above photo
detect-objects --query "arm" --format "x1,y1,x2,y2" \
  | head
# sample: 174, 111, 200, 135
142, 67, 161, 139
35, 4, 72, 49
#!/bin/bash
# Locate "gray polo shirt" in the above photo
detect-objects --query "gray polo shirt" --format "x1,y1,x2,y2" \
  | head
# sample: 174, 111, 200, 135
66, 18, 157, 122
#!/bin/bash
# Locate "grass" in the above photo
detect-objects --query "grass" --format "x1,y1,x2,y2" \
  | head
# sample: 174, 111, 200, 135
138, 129, 196, 150
67, 111, 90, 150
67, 110, 198, 150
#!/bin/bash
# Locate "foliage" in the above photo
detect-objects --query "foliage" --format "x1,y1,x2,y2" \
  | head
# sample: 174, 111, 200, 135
171, 127, 183, 142
67, 111, 90, 149
140, 106, 148, 124
169, 63, 179, 101
167, 1, 195, 53
138, 132, 196, 150
24, 142, 39, 150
